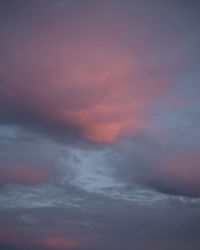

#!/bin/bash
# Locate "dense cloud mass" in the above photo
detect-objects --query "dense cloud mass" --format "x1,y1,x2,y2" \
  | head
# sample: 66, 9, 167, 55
0, 0, 191, 143
0, 0, 200, 250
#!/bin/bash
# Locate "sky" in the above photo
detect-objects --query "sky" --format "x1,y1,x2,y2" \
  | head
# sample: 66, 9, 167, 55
0, 0, 200, 249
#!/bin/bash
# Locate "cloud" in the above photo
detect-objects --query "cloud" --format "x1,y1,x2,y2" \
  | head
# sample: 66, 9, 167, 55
149, 152, 200, 197
37, 237, 87, 250
108, 120, 200, 197
0, 125, 74, 186
1, 192, 200, 250
0, 1, 200, 250
0, 228, 88, 250
0, 164, 51, 185
0, 0, 183, 144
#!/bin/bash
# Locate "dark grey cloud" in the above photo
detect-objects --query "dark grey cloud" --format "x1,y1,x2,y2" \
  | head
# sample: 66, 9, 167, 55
1, 187, 200, 250
107, 110, 200, 197
0, 125, 78, 186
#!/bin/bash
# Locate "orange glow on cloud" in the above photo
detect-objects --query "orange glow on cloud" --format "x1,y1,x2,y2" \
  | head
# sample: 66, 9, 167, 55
0, 164, 51, 185
54, 48, 170, 143
164, 155, 200, 182
38, 236, 87, 250
84, 122, 122, 143
0, 228, 88, 250
156, 153, 200, 196
1, 10, 174, 143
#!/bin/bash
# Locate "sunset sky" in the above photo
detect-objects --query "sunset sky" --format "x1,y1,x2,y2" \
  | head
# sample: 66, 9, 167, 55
0, 1, 200, 249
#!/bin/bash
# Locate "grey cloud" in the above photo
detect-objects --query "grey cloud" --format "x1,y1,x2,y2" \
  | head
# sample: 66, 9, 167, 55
107, 120, 200, 198
1, 187, 200, 250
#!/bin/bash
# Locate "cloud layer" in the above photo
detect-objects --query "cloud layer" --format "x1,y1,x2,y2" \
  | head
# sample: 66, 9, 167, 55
0, 1, 200, 250
0, 0, 184, 143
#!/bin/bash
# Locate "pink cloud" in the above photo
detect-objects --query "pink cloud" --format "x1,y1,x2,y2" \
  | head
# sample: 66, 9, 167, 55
37, 236, 88, 250
151, 152, 200, 197
0, 3, 181, 143
0, 164, 51, 185
163, 154, 200, 186
0, 228, 89, 250
1, 36, 172, 143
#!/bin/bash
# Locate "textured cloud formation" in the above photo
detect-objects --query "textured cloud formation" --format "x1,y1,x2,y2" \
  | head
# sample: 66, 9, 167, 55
0, 0, 182, 143
1, 191, 200, 250
109, 111, 200, 197
0, 125, 72, 186
0, 1, 200, 250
